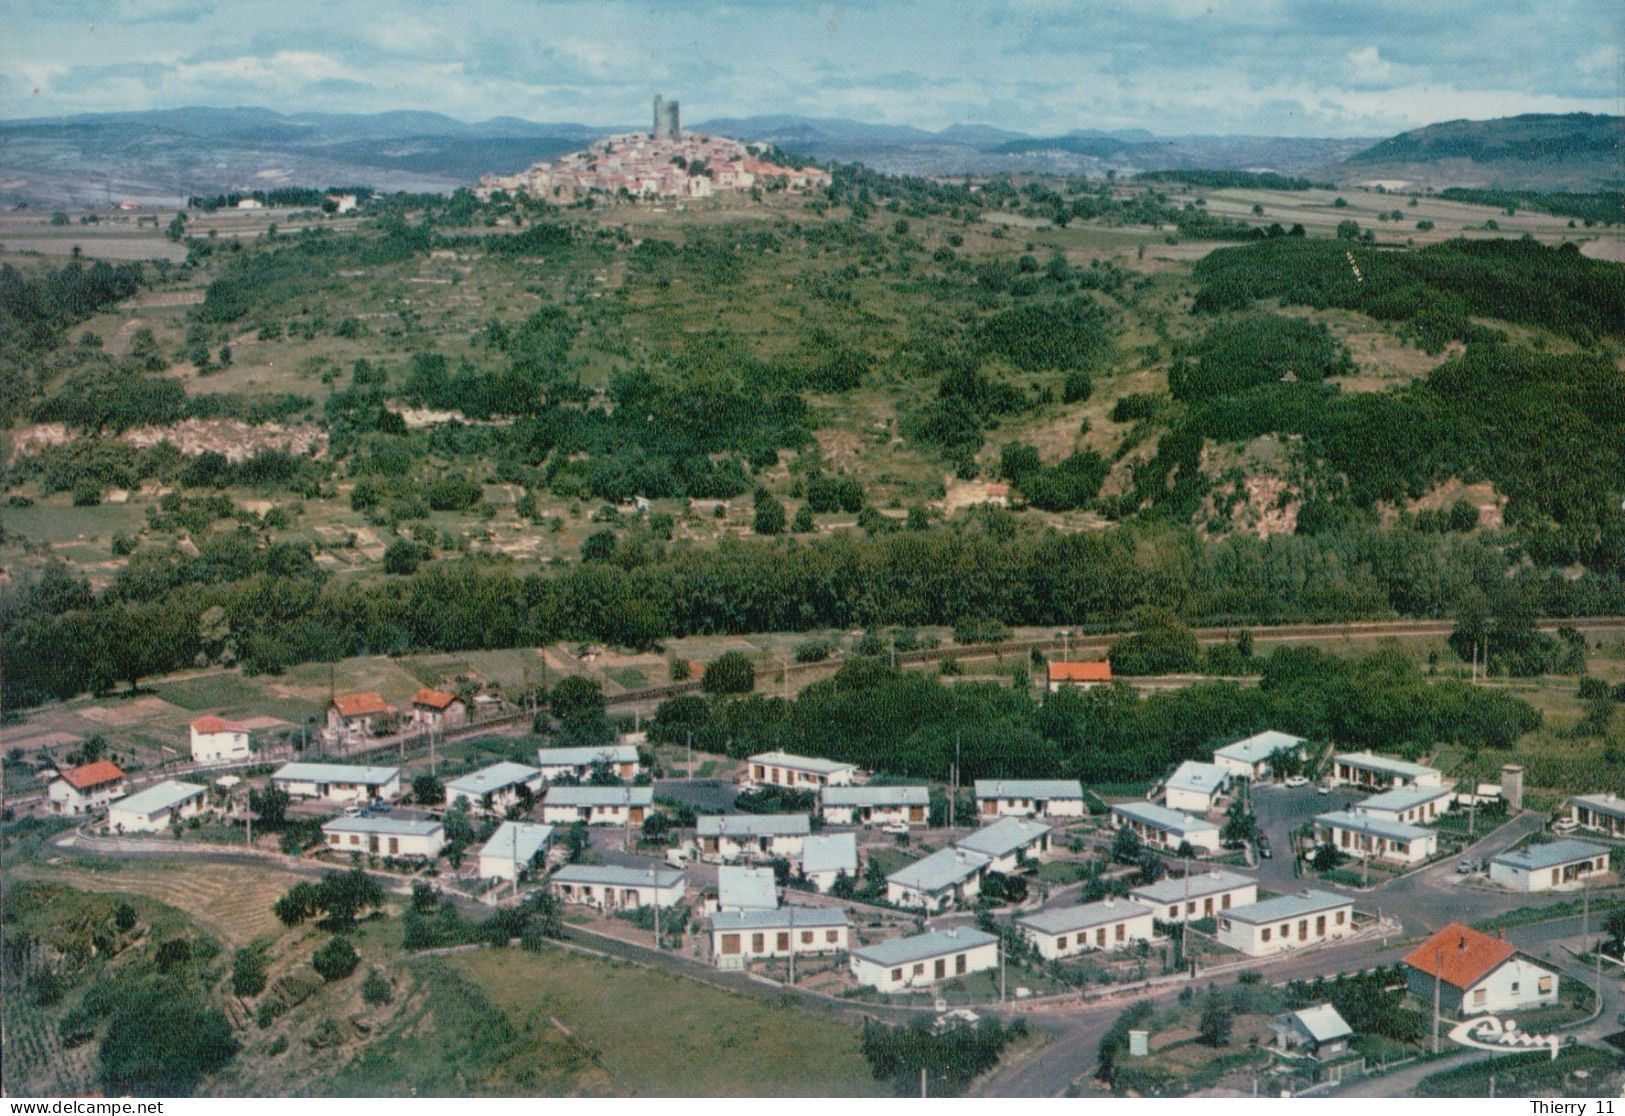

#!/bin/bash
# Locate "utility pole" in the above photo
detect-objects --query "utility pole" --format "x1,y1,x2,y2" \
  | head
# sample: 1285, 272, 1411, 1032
654, 900, 662, 951
920, 1067, 927, 1099
687, 730, 694, 782
788, 920, 795, 984
1000, 937, 1007, 1003
1432, 947, 1443, 1053
511, 822, 520, 903
1582, 880, 1589, 941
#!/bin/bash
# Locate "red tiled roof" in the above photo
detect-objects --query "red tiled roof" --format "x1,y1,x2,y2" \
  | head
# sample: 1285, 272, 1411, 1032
1048, 660, 1113, 683
1404, 922, 1518, 989
413, 688, 460, 710
191, 715, 248, 734
332, 692, 391, 717
60, 761, 126, 790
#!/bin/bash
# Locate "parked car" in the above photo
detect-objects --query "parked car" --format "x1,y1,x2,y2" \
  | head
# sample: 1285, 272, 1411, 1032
1284, 776, 1309, 788
1256, 835, 1273, 859
368, 801, 392, 813
1552, 817, 1579, 835
1317, 783, 1332, 795
1456, 860, 1474, 874
880, 821, 910, 836
341, 805, 364, 817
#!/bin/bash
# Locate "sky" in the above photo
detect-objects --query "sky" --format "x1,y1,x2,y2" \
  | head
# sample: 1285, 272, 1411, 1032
3, 0, 1621, 136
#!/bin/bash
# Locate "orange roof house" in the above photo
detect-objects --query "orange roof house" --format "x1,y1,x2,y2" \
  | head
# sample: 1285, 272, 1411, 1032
331, 692, 392, 718
191, 715, 250, 734
59, 761, 126, 790
1402, 920, 1563, 1016
1047, 661, 1113, 685
412, 689, 460, 710
1403, 923, 1515, 990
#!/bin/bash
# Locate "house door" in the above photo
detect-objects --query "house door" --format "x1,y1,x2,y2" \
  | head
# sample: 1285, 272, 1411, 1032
368, 835, 380, 853
1204, 898, 1214, 916
704, 837, 718, 853
1096, 928, 1106, 947
389, 837, 399, 855
1298, 919, 1308, 941
721, 934, 741, 955
934, 958, 946, 979
777, 932, 790, 951
908, 806, 924, 823
751, 933, 765, 953
630, 807, 645, 823
1315, 915, 1326, 937
955, 953, 966, 974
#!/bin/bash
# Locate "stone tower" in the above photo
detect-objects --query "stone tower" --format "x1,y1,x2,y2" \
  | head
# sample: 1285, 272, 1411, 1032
1500, 764, 1524, 811
653, 95, 679, 139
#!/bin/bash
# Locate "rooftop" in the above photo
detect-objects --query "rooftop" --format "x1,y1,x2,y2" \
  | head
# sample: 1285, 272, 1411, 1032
1131, 870, 1257, 904
800, 832, 858, 876
1404, 922, 1521, 989
717, 866, 779, 910
59, 760, 126, 790
272, 762, 400, 786
190, 715, 249, 734
1358, 784, 1456, 813
974, 779, 1085, 800
551, 864, 683, 889
113, 780, 205, 816
1047, 661, 1112, 683
1288, 1003, 1353, 1044
1215, 730, 1306, 765
852, 927, 998, 967
887, 846, 991, 893
446, 762, 542, 798
545, 785, 653, 807
1111, 801, 1215, 835
331, 691, 391, 718
1315, 810, 1434, 843
822, 785, 929, 807
747, 751, 857, 776
1223, 890, 1350, 925
480, 821, 553, 864
1166, 761, 1230, 798
1571, 793, 1625, 819
323, 816, 444, 838
536, 743, 640, 766
697, 813, 810, 837
1018, 899, 1154, 936
1490, 838, 1610, 872
954, 816, 1052, 859
413, 688, 460, 709
1335, 751, 1438, 779
709, 907, 848, 932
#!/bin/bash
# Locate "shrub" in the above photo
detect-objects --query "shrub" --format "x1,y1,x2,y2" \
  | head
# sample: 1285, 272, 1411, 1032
702, 651, 756, 694
312, 937, 360, 982
360, 966, 393, 1005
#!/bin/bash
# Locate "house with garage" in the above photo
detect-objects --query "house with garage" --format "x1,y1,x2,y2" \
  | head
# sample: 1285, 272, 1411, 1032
270, 762, 402, 804
1046, 660, 1113, 692
1568, 793, 1625, 837
1404, 922, 1561, 1017
410, 689, 467, 732
1163, 761, 1231, 813
1330, 751, 1442, 790
326, 691, 395, 746
1017, 899, 1156, 959
974, 779, 1087, 821
953, 816, 1052, 874
1217, 890, 1354, 956
717, 865, 779, 911
745, 751, 858, 790
885, 847, 991, 912
820, 784, 929, 827
1488, 839, 1611, 893
1354, 784, 1454, 826
323, 815, 445, 860
695, 814, 811, 862
1131, 870, 1258, 923
48, 761, 127, 816
108, 780, 208, 833
849, 927, 999, 993
1110, 802, 1222, 853
707, 907, 850, 968
549, 864, 685, 910
476, 821, 554, 881
445, 761, 545, 814
798, 832, 859, 892
1314, 810, 1438, 866
535, 743, 643, 783
189, 717, 252, 764
540, 785, 653, 826
1213, 731, 1307, 781
1270, 1004, 1353, 1061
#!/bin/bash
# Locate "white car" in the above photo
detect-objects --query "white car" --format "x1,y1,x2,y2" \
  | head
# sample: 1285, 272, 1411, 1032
1316, 783, 1332, 795
879, 822, 911, 836
1283, 776, 1310, 788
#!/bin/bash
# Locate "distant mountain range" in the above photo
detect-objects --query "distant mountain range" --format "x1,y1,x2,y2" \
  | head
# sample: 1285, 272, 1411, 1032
0, 106, 1616, 207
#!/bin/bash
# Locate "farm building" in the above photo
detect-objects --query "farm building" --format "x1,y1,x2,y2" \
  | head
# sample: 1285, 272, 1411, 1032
270, 762, 402, 804
1404, 923, 1560, 1016
1131, 870, 1258, 923
745, 751, 857, 789
1354, 784, 1454, 825
108, 780, 207, 833
1568, 793, 1625, 837
707, 907, 849, 967
1212, 730, 1307, 781
1330, 752, 1442, 790
48, 761, 127, 815
1488, 840, 1611, 892
974, 779, 1086, 820
534, 743, 642, 782
410, 689, 467, 731
445, 761, 545, 814
1217, 891, 1353, 956
476, 821, 554, 881
717, 866, 779, 911
1017, 899, 1156, 959
1046, 661, 1112, 692
1314, 811, 1437, 866
695, 814, 811, 862
1162, 761, 1231, 813
1109, 802, 1221, 853
886, 847, 990, 912
953, 816, 1052, 873
189, 716, 252, 764
322, 816, 445, 859
326, 691, 395, 746
850, 928, 999, 993
1270, 1004, 1353, 1060
549, 864, 684, 910
540, 785, 653, 826
820, 784, 929, 827
798, 832, 859, 892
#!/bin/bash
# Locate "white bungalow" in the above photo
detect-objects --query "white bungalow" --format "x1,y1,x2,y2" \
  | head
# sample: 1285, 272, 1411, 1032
476, 821, 554, 880
1355, 784, 1454, 825
820, 785, 929, 827
1109, 802, 1221, 853
1130, 870, 1259, 923
1330, 752, 1442, 790
1488, 840, 1611, 893
745, 751, 857, 790
1314, 810, 1437, 865
540, 785, 653, 826
798, 832, 859, 892
1213, 731, 1307, 781
974, 779, 1087, 821
1017, 899, 1156, 959
445, 761, 545, 814
849, 928, 999, 992
717, 865, 779, 911
534, 743, 642, 783
270, 762, 402, 804
108, 780, 208, 833
1217, 891, 1354, 956
1568, 794, 1625, 837
885, 847, 990, 912
952, 816, 1052, 874
1163, 761, 1231, 813
708, 907, 850, 967
695, 814, 811, 862
549, 864, 685, 910
322, 815, 445, 859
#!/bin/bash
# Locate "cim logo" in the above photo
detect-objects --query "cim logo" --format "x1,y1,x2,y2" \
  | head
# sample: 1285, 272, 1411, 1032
1447, 1015, 1564, 1060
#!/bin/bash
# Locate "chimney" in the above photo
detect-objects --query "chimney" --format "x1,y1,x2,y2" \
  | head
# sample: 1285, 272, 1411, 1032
1104, 896, 1116, 908
1458, 933, 1468, 952
1498, 925, 1505, 940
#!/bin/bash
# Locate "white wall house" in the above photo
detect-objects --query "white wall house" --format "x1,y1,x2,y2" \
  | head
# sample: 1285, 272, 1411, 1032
717, 865, 778, 911
549, 864, 684, 910
850, 928, 999, 993
974, 779, 1087, 821
410, 689, 467, 732
952, 816, 1052, 874
1109, 802, 1221, 853
108, 780, 207, 833
745, 751, 857, 790
326, 692, 395, 747
1355, 784, 1454, 825
323, 816, 445, 859
189, 717, 252, 764
540, 785, 653, 826
445, 762, 545, 814
1130, 870, 1259, 923
1046, 661, 1112, 692
47, 761, 127, 816
1017, 900, 1156, 959
476, 821, 554, 881
821, 785, 929, 827
1404, 923, 1561, 1017
1314, 811, 1437, 866
1217, 891, 1354, 957
1568, 794, 1625, 837
1330, 752, 1442, 790
886, 847, 990, 912
270, 762, 402, 804
1163, 761, 1230, 813
708, 907, 849, 967
1488, 839, 1611, 892
1213, 731, 1307, 781
798, 832, 859, 892
695, 814, 811, 862
535, 743, 642, 783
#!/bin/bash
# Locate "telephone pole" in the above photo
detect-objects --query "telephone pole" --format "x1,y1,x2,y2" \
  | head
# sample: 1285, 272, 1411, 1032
1432, 947, 1443, 1053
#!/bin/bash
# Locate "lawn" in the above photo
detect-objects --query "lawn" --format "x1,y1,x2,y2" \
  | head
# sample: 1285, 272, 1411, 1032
1415, 1046, 1622, 1098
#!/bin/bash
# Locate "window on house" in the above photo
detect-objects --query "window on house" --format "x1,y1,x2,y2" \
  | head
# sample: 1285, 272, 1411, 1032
913, 963, 925, 977
955, 953, 966, 974
801, 931, 813, 944
826, 930, 838, 943
1115, 922, 1125, 942
1336, 910, 1346, 925
1510, 982, 1520, 992
1261, 927, 1270, 942
1538, 977, 1553, 993
1057, 936, 1068, 950
891, 968, 902, 982
1473, 989, 1487, 1005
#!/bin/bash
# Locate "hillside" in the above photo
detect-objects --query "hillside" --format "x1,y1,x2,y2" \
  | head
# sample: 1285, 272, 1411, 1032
1340, 113, 1624, 190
